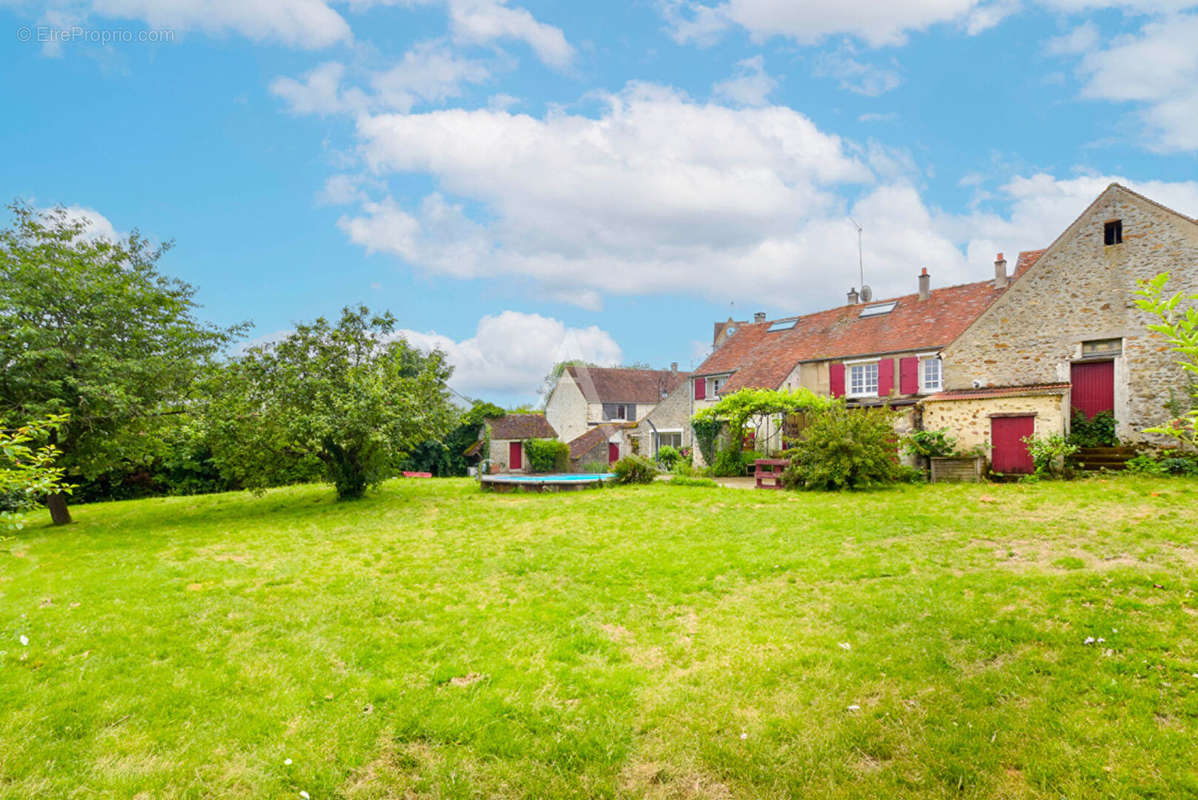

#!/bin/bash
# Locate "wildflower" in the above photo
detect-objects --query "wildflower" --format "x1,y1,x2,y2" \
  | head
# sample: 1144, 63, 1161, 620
300, 792, 310, 799
739, 732, 748, 740
846, 704, 860, 712
284, 758, 292, 766
839, 642, 851, 650
19, 635, 28, 647
1084, 636, 1095, 645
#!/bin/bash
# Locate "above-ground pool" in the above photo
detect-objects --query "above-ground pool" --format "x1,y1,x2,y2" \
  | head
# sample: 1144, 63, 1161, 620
480, 473, 614, 492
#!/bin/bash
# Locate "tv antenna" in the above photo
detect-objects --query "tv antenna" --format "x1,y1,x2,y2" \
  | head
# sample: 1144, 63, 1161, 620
848, 217, 872, 302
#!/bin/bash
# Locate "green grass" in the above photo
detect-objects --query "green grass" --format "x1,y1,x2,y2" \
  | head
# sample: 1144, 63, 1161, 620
2, 476, 1197, 799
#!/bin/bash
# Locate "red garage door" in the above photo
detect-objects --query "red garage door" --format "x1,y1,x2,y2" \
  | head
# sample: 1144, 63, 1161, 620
1071, 360, 1114, 419
991, 416, 1035, 474
509, 441, 522, 471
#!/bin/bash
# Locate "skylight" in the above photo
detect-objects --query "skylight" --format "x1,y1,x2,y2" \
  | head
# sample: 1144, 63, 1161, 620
767, 319, 797, 332
859, 301, 897, 318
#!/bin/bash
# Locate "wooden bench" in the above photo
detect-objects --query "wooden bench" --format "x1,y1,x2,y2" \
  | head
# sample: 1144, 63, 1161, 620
754, 458, 788, 490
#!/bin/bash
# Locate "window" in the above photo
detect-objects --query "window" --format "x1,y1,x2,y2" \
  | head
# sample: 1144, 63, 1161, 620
859, 301, 897, 318
602, 403, 636, 421
709, 377, 725, 396
848, 363, 878, 397
920, 357, 942, 393
657, 431, 682, 451
1104, 220, 1122, 245
1082, 338, 1122, 358
768, 319, 797, 332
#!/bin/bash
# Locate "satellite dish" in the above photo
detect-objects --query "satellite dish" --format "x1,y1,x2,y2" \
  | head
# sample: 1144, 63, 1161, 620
860, 285, 873, 302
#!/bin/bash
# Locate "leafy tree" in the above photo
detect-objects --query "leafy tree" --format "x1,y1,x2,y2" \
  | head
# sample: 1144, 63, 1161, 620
1135, 273, 1198, 449
0, 201, 243, 524
207, 306, 455, 500
1, 414, 70, 529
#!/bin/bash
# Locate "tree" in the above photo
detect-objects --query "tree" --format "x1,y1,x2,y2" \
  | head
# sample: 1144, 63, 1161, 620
0, 202, 243, 524
1, 414, 70, 529
1135, 273, 1198, 449
208, 306, 456, 500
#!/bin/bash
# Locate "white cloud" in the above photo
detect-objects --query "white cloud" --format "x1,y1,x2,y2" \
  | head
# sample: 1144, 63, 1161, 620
815, 46, 902, 96
26, 0, 351, 48
665, 0, 994, 48
447, 0, 574, 69
271, 43, 491, 115
54, 205, 121, 242
395, 311, 622, 398
1046, 21, 1099, 55
1074, 13, 1198, 152
712, 55, 778, 106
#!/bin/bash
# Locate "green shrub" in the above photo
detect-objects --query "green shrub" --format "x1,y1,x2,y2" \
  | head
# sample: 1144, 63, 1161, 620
656, 445, 681, 470
1126, 451, 1198, 476
1022, 434, 1079, 479
667, 475, 719, 488
712, 444, 748, 477
782, 405, 902, 490
1125, 453, 1167, 475
901, 428, 956, 459
691, 419, 721, 468
524, 439, 569, 473
1068, 410, 1118, 447
612, 455, 657, 484
1159, 455, 1198, 475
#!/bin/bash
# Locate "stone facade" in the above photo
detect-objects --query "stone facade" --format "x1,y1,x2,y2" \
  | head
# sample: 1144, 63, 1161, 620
544, 374, 590, 444
632, 379, 693, 459
922, 393, 1069, 452
489, 439, 523, 473
940, 185, 1198, 444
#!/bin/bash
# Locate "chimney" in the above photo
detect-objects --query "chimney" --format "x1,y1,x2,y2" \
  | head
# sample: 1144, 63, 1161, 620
918, 267, 930, 301
753, 312, 766, 323
994, 252, 1008, 289
847, 287, 860, 305
670, 362, 678, 372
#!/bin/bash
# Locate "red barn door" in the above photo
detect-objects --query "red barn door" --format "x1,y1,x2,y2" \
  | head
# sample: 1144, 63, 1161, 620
509, 441, 522, 471
991, 416, 1035, 474
608, 443, 619, 464
1071, 361, 1114, 419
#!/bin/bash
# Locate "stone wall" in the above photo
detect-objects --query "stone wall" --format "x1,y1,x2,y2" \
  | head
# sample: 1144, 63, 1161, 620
489, 438, 524, 473
633, 380, 693, 459
921, 393, 1069, 454
941, 185, 1198, 444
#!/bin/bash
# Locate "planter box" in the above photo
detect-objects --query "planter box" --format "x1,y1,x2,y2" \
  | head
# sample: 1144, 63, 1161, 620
930, 455, 985, 483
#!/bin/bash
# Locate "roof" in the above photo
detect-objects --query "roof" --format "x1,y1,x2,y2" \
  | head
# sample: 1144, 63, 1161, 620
693, 253, 1045, 393
565, 366, 690, 404
923, 382, 1071, 402
567, 424, 624, 461
488, 414, 557, 440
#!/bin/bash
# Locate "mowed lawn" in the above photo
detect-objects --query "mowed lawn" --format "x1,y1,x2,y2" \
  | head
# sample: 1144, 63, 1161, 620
2, 478, 1197, 799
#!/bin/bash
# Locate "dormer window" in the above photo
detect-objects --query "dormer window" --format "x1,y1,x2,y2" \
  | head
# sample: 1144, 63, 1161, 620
1104, 220, 1122, 245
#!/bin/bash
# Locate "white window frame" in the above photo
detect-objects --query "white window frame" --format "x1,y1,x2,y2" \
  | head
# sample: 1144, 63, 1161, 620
918, 352, 942, 394
847, 362, 879, 398
709, 377, 725, 396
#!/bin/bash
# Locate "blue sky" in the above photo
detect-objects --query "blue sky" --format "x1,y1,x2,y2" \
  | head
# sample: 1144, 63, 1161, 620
3, 0, 1197, 405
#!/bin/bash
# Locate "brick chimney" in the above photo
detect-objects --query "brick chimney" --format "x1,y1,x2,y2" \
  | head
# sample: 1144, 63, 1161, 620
670, 362, 678, 372
753, 312, 766, 323
847, 287, 860, 305
918, 267, 930, 301
994, 252, 1008, 289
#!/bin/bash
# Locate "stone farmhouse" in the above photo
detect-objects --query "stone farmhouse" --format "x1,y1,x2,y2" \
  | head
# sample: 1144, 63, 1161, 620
545, 365, 690, 465
484, 414, 558, 474
687, 183, 1198, 473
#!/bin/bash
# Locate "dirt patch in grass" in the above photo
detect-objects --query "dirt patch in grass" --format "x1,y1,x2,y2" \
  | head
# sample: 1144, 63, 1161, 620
618, 760, 733, 800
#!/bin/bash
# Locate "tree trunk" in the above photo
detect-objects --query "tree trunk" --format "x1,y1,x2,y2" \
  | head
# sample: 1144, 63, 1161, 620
46, 492, 72, 525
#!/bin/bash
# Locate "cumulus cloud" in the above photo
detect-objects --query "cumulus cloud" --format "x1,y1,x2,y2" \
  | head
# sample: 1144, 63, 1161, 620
54, 204, 121, 242
447, 0, 574, 69
1073, 13, 1198, 152
712, 55, 779, 106
394, 311, 622, 398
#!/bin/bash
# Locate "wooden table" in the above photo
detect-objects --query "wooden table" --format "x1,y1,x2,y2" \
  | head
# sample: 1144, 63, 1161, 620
754, 458, 788, 490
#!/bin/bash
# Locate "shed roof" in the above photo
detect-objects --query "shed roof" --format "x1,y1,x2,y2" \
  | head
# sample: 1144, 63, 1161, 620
488, 414, 557, 440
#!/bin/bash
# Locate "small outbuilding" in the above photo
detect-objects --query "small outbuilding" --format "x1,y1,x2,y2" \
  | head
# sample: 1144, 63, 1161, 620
485, 414, 558, 473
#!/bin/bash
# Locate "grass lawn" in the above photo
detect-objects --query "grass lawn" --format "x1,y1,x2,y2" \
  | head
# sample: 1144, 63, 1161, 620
2, 477, 1198, 799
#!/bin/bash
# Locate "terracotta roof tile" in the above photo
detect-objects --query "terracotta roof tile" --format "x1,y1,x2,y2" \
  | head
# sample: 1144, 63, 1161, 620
566, 366, 690, 404
923, 383, 1070, 402
694, 253, 1045, 394
488, 414, 557, 440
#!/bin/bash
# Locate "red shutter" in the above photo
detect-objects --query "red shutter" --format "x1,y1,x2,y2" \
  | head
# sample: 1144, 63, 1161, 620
694, 378, 706, 400
899, 357, 918, 395
829, 363, 845, 397
878, 359, 894, 397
